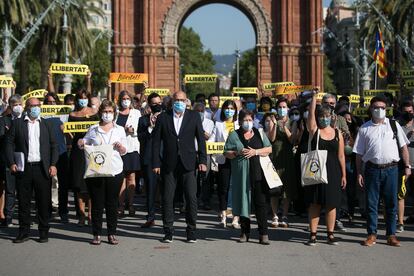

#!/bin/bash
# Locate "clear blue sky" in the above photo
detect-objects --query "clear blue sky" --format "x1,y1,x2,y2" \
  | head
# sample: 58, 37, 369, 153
183, 1, 350, 55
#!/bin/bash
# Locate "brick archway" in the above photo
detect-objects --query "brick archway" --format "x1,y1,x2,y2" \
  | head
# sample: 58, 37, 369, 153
112, 0, 324, 96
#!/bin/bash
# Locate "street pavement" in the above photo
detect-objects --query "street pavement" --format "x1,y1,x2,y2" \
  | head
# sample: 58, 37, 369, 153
0, 195, 413, 276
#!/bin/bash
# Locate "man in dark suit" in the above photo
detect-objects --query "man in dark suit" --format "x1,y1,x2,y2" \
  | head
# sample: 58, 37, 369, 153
0, 95, 24, 228
6, 97, 58, 243
138, 92, 162, 228
152, 91, 207, 243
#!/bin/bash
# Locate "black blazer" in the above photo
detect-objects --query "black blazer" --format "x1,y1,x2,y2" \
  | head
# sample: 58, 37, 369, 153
138, 114, 154, 166
152, 110, 206, 173
6, 117, 59, 177
0, 115, 13, 164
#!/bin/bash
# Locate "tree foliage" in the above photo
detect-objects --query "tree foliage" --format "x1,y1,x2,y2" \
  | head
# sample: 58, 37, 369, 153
178, 26, 216, 100
231, 48, 257, 88
323, 55, 336, 94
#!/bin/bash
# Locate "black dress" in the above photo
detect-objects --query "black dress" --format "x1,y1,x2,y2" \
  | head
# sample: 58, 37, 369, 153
116, 113, 141, 172
69, 114, 99, 193
304, 129, 342, 209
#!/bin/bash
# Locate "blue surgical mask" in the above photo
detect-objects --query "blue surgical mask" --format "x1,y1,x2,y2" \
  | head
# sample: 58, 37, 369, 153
246, 102, 256, 111
173, 101, 186, 113
242, 121, 253, 131
277, 107, 288, 117
318, 117, 331, 128
30, 106, 41, 119
78, 99, 88, 108
224, 109, 235, 119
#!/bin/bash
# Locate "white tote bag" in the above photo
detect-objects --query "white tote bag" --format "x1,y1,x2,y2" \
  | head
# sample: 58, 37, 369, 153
84, 144, 115, 178
258, 129, 283, 189
300, 129, 328, 186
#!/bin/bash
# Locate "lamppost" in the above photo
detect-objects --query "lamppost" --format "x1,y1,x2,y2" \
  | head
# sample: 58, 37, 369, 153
235, 47, 241, 87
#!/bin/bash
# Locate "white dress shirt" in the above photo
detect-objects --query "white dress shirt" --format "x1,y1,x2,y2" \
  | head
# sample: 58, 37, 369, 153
173, 109, 185, 135
25, 116, 41, 162
353, 118, 409, 164
83, 123, 128, 175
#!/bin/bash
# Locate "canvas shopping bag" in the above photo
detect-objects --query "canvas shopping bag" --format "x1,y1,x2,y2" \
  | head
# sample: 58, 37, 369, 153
84, 144, 115, 178
300, 129, 328, 186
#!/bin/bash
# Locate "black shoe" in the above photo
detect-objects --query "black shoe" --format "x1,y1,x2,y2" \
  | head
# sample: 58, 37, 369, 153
13, 233, 29, 244
0, 219, 12, 228
38, 233, 49, 243
60, 214, 69, 224
162, 233, 173, 243
201, 204, 211, 211
186, 232, 197, 243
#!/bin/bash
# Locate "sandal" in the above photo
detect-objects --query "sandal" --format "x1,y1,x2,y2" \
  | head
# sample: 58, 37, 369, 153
108, 235, 119, 245
306, 232, 317, 246
327, 231, 339, 245
90, 235, 101, 245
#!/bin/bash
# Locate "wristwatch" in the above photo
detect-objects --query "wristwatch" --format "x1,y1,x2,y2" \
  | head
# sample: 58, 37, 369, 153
405, 165, 412, 169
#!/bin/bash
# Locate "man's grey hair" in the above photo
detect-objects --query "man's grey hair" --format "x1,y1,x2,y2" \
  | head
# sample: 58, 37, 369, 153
322, 93, 337, 103
8, 94, 22, 106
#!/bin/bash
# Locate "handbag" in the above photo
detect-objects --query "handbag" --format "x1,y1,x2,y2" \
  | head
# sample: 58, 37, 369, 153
300, 129, 328, 186
84, 144, 115, 178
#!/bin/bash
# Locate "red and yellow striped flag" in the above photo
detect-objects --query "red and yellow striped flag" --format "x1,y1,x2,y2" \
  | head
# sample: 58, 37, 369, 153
373, 29, 387, 78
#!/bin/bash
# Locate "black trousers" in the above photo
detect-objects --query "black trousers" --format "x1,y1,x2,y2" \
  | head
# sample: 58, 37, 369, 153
162, 160, 197, 234
56, 152, 69, 216
217, 164, 231, 211
5, 167, 16, 221
143, 164, 159, 221
16, 163, 51, 235
86, 173, 123, 236
240, 180, 268, 235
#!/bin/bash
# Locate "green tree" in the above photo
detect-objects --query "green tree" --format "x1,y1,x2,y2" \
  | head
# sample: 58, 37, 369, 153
231, 48, 257, 88
323, 55, 336, 93
178, 26, 216, 100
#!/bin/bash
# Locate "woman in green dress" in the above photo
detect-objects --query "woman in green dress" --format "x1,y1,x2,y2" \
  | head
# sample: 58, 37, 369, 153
224, 110, 272, 245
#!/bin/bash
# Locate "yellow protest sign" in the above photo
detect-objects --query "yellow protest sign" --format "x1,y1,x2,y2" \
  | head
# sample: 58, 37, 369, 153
0, 76, 15, 88
205, 96, 240, 108
144, 88, 170, 96
387, 84, 400, 90
364, 96, 373, 106
276, 85, 314, 95
50, 63, 89, 75
232, 87, 258, 94
363, 90, 396, 97
41, 105, 73, 116
22, 89, 47, 102
63, 121, 99, 133
109, 73, 148, 84
316, 92, 326, 100
401, 70, 414, 79
352, 107, 393, 118
184, 74, 217, 83
206, 142, 225, 154
262, 82, 294, 91
407, 79, 414, 89
349, 94, 360, 104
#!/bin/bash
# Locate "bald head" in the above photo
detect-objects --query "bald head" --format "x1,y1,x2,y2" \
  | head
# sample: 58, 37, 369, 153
173, 91, 187, 101
26, 97, 40, 109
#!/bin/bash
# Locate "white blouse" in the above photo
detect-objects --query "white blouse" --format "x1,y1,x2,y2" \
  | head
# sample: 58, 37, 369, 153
83, 123, 128, 175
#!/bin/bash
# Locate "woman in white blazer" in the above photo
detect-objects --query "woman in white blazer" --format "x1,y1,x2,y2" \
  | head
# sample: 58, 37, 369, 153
116, 90, 141, 216
214, 100, 240, 228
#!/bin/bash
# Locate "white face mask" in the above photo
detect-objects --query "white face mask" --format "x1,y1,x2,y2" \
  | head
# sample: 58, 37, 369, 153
121, 100, 131, 109
303, 111, 309, 119
102, 113, 114, 123
91, 105, 97, 109
12, 105, 23, 116
372, 108, 386, 120
291, 115, 300, 122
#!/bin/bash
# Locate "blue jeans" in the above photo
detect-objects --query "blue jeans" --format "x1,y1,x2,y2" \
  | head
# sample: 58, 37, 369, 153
364, 165, 398, 236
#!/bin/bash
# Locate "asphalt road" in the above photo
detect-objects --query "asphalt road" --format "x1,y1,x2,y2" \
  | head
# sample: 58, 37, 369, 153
0, 195, 413, 276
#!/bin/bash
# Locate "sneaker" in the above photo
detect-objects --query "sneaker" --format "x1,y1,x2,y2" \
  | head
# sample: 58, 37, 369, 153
279, 216, 289, 228
219, 216, 226, 228
60, 214, 69, 224
335, 220, 347, 232
162, 234, 173, 243
396, 224, 404, 233
271, 216, 279, 228
327, 233, 339, 245
306, 237, 317, 246
186, 232, 197, 243
0, 219, 12, 228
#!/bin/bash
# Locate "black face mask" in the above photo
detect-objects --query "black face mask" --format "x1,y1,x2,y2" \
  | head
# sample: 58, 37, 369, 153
150, 104, 162, 113
402, 112, 414, 122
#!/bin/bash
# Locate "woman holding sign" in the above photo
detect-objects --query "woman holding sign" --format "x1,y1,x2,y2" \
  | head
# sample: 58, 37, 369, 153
68, 90, 98, 226
214, 100, 240, 228
116, 91, 141, 217
224, 109, 272, 245
78, 100, 127, 245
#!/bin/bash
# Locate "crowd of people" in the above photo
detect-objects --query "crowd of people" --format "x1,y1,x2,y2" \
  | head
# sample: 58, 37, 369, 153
0, 80, 413, 247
